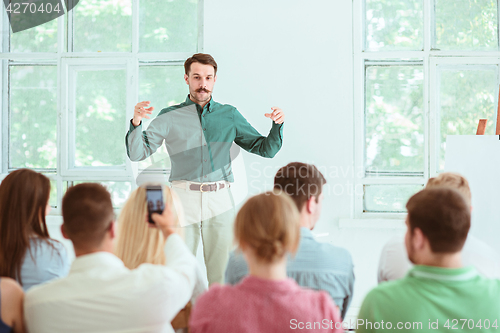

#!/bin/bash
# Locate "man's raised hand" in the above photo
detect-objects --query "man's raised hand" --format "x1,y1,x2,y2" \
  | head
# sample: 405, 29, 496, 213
264, 107, 285, 124
132, 101, 154, 127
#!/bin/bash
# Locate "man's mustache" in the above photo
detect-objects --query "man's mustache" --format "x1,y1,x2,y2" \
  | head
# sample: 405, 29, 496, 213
196, 88, 211, 93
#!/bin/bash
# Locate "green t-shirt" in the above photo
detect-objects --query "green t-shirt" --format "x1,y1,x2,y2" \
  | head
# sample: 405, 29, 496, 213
357, 265, 500, 332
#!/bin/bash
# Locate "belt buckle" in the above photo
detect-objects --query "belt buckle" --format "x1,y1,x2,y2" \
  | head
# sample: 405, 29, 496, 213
199, 183, 207, 192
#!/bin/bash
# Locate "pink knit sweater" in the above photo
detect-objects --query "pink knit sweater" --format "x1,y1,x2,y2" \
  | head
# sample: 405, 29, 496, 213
190, 275, 343, 332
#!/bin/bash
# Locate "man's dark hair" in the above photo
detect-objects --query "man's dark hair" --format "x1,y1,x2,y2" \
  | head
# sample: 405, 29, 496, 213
62, 183, 114, 250
406, 187, 470, 253
184, 53, 218, 75
274, 162, 327, 212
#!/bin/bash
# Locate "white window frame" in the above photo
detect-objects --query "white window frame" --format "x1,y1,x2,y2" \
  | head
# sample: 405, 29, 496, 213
430, 59, 500, 176
354, 0, 500, 221
0, 0, 204, 214
61, 58, 134, 178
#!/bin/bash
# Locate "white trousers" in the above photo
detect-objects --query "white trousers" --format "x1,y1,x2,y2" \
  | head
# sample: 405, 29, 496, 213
170, 181, 236, 285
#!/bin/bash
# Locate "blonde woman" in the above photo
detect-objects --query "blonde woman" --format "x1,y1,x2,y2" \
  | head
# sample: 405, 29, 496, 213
189, 191, 342, 333
115, 185, 206, 330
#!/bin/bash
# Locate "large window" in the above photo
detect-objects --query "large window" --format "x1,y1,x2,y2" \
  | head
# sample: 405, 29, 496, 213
354, 0, 499, 216
0, 0, 202, 211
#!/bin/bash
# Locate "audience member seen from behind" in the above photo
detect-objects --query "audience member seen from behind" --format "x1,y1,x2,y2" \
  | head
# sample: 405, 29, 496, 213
0, 169, 70, 291
24, 183, 199, 333
357, 188, 500, 333
190, 191, 342, 333
225, 162, 354, 319
114, 185, 207, 330
0, 278, 25, 333
378, 172, 500, 283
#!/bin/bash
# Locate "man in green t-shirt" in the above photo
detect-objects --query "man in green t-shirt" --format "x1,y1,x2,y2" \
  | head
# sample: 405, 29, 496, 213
357, 187, 500, 333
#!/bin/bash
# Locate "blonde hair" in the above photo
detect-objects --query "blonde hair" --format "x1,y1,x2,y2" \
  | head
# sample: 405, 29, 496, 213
115, 185, 185, 269
426, 172, 471, 206
235, 190, 301, 263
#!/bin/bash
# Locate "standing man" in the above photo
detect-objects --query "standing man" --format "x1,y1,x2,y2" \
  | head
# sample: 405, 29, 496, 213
126, 53, 284, 285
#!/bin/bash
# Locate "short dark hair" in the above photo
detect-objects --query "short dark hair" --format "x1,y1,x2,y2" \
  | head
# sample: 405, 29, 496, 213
184, 53, 218, 75
273, 162, 327, 211
62, 183, 114, 250
406, 187, 470, 253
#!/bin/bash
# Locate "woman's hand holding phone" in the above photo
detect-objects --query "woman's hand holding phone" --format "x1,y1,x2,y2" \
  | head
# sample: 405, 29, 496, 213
151, 204, 177, 238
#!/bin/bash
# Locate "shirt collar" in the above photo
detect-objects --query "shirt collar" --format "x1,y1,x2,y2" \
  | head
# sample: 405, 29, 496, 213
408, 265, 478, 282
185, 95, 215, 113
240, 275, 299, 293
300, 227, 314, 239
70, 252, 125, 274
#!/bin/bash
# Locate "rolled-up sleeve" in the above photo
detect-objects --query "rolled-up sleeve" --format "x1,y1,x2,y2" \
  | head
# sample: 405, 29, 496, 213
125, 113, 170, 161
233, 109, 283, 158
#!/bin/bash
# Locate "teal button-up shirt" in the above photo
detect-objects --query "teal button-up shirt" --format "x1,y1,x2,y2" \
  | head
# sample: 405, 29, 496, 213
126, 96, 284, 182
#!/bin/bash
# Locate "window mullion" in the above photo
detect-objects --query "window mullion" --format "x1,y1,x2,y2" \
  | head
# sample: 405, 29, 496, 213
1, 60, 7, 174
423, 54, 430, 181
57, 6, 65, 54
2, 60, 9, 174
424, 0, 431, 52
57, 46, 63, 209
497, 0, 500, 51
1, 2, 7, 53
430, 0, 437, 50
53, 174, 62, 214
353, 0, 365, 219
132, 0, 139, 54
354, 58, 364, 219
428, 57, 438, 177
126, 57, 137, 183
60, 58, 70, 177
67, 0, 74, 52
197, 0, 204, 52
0, 4, 5, 172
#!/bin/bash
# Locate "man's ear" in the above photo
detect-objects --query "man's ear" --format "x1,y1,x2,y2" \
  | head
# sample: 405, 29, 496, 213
214, 74, 217, 83
109, 221, 116, 240
306, 196, 315, 214
61, 224, 70, 240
412, 227, 427, 250
184, 73, 189, 85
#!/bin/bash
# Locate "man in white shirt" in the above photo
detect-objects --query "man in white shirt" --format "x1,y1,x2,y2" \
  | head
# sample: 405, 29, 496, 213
24, 183, 198, 333
378, 172, 500, 283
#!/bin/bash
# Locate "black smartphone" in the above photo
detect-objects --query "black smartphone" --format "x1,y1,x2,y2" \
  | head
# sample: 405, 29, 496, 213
146, 185, 164, 224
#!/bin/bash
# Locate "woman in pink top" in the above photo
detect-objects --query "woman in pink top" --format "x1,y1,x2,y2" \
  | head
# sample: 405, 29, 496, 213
190, 190, 342, 333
